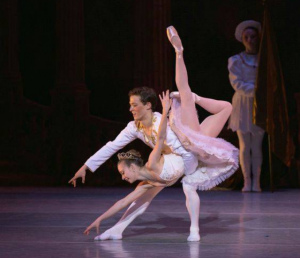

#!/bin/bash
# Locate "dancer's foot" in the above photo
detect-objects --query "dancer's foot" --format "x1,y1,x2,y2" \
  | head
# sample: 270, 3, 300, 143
187, 228, 200, 242
166, 26, 184, 54
241, 185, 251, 192
252, 185, 262, 192
241, 179, 251, 192
94, 228, 123, 241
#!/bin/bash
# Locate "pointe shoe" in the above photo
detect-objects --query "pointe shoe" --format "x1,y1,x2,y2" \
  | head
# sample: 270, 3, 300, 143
166, 26, 184, 54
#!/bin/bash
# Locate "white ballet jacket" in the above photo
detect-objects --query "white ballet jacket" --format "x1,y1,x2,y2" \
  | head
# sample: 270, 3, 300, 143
85, 112, 198, 175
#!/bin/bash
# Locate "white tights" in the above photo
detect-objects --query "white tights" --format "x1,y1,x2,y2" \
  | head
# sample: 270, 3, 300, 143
237, 128, 264, 192
95, 186, 164, 240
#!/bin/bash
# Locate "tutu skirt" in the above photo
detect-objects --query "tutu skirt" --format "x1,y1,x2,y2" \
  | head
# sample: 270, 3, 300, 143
169, 98, 239, 191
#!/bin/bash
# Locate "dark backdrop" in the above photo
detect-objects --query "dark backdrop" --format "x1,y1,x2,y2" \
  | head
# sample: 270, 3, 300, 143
1, 0, 299, 188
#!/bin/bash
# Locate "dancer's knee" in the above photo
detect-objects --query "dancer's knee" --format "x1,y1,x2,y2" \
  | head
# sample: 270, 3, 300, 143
222, 101, 232, 117
183, 183, 198, 197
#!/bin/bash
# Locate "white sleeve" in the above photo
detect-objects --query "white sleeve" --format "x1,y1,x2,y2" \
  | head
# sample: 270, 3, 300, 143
228, 56, 255, 97
85, 122, 138, 172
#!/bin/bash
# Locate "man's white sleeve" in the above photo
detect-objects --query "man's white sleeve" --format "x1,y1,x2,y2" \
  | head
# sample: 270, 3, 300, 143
85, 122, 137, 172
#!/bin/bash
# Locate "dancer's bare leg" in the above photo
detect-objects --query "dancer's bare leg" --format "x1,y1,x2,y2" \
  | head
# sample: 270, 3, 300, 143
175, 52, 232, 137
169, 28, 232, 138
183, 184, 200, 241
95, 186, 164, 240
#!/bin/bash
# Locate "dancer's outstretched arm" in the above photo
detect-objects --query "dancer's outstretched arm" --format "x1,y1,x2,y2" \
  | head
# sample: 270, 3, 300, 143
147, 91, 172, 169
84, 182, 154, 235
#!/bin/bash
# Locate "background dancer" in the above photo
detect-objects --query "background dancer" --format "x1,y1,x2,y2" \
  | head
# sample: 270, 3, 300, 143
228, 20, 265, 192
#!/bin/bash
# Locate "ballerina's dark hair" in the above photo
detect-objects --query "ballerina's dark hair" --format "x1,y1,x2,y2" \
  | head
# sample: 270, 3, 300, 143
117, 149, 144, 167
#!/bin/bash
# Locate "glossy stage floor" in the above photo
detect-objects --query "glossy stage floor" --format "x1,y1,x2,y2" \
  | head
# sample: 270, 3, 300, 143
0, 187, 300, 258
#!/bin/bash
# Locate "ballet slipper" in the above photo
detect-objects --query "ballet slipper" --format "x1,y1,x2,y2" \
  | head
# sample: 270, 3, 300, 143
94, 229, 123, 241
187, 227, 200, 242
166, 26, 184, 54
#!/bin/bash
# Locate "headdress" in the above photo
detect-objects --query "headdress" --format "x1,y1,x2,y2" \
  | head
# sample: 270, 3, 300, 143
117, 151, 141, 161
235, 20, 261, 42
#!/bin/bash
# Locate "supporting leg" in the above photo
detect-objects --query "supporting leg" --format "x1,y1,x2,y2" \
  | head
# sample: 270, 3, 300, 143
183, 184, 200, 241
237, 130, 252, 192
95, 186, 164, 240
251, 128, 265, 192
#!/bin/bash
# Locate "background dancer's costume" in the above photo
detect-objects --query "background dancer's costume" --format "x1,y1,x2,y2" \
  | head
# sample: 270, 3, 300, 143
228, 20, 265, 192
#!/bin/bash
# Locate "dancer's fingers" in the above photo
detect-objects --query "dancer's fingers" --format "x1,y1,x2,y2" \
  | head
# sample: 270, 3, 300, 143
69, 178, 76, 188
159, 94, 162, 102
68, 177, 74, 184
96, 226, 100, 234
82, 176, 85, 184
83, 227, 89, 235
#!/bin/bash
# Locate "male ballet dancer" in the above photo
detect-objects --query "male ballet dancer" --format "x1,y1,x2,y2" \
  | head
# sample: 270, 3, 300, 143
69, 85, 231, 241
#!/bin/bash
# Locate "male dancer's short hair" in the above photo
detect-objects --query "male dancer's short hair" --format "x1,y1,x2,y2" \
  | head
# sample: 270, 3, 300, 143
128, 87, 157, 112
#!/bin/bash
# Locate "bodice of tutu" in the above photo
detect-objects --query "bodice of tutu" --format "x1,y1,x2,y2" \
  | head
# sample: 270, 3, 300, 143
159, 153, 185, 183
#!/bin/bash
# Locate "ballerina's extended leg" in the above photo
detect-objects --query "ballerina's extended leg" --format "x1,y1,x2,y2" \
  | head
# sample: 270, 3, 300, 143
167, 26, 232, 138
94, 186, 163, 240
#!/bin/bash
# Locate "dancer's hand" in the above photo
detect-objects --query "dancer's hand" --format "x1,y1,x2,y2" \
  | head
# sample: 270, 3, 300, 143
159, 90, 172, 114
84, 218, 101, 235
68, 165, 87, 187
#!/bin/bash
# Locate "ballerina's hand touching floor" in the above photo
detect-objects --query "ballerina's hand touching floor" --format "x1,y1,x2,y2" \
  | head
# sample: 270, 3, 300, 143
84, 218, 101, 235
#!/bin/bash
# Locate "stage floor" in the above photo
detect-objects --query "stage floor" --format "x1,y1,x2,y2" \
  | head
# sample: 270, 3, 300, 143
0, 187, 300, 258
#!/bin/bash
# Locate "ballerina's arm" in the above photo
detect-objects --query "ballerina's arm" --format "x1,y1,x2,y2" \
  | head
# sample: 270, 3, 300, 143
147, 91, 172, 169
83, 182, 154, 235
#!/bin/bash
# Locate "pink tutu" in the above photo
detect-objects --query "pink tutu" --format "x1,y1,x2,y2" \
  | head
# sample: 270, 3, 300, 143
169, 98, 239, 191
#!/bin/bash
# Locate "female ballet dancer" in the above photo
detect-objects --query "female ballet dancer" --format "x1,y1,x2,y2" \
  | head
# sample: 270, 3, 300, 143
84, 26, 239, 241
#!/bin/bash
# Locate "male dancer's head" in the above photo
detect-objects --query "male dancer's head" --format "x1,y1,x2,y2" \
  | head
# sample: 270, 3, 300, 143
128, 87, 157, 126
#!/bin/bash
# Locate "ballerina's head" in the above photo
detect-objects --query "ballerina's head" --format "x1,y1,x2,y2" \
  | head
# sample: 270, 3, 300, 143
128, 87, 157, 122
117, 150, 144, 183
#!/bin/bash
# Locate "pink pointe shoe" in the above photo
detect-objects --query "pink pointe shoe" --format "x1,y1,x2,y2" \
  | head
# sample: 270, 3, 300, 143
166, 26, 184, 54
